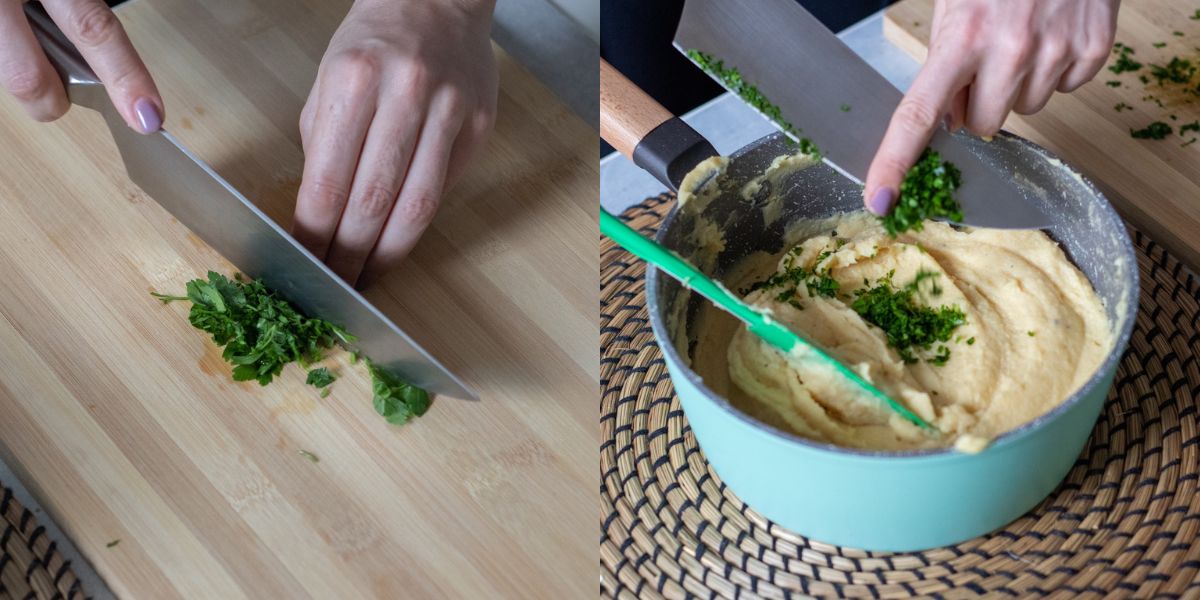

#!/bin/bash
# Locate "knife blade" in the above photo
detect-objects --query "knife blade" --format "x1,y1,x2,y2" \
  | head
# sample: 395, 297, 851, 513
27, 3, 476, 400
673, 0, 1052, 230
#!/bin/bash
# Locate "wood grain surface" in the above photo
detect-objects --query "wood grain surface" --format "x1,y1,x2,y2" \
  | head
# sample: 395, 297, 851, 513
0, 0, 597, 598
885, 0, 1200, 269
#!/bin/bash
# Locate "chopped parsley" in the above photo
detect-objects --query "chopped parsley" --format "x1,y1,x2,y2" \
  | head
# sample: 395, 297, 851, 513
1027, 330, 1037, 337
840, 103, 851, 112
881, 149, 963, 237
1182, 120, 1200, 134
106, 539, 120, 548
306, 367, 336, 388
1110, 43, 1143, 73
1191, 9, 1200, 20
1114, 102, 1131, 112
1183, 138, 1198, 147
298, 449, 320, 463
1154, 42, 1168, 49
1149, 57, 1196, 84
745, 246, 840, 301
370, 362, 431, 425
1175, 31, 1186, 37
153, 272, 430, 425
151, 272, 353, 385
1106, 80, 1122, 87
850, 270, 967, 365
1131, 121, 1173, 139
687, 49, 819, 156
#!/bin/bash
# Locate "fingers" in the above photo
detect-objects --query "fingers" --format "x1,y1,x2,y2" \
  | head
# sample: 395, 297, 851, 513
963, 52, 1026, 136
1014, 47, 1071, 115
291, 56, 380, 260
864, 53, 969, 215
41, 0, 162, 133
946, 87, 968, 133
1057, 31, 1114, 93
0, 1, 69, 121
358, 95, 464, 287
322, 100, 425, 283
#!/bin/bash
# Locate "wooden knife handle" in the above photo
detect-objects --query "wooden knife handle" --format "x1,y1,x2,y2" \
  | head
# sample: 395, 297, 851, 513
600, 59, 673, 159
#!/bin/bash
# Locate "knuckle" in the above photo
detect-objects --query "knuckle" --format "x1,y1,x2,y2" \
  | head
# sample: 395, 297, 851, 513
351, 182, 397, 220
965, 114, 1001, 137
4, 68, 54, 103
300, 176, 350, 213
394, 189, 439, 226
892, 97, 941, 135
71, 5, 121, 47
332, 47, 383, 93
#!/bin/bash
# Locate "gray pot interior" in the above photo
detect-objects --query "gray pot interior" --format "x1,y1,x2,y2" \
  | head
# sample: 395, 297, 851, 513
646, 131, 1139, 457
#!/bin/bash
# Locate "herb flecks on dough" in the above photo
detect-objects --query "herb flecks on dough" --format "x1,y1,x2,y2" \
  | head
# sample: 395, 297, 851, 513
850, 270, 967, 365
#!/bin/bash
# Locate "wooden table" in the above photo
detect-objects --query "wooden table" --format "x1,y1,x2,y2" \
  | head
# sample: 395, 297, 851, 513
885, 0, 1200, 269
0, 0, 597, 597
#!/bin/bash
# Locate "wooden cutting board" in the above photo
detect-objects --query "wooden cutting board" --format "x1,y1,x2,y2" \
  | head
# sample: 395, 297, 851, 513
0, 0, 596, 598
885, 0, 1200, 269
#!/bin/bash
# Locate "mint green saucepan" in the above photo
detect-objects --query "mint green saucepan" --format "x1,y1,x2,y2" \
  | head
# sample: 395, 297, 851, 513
600, 63, 1138, 552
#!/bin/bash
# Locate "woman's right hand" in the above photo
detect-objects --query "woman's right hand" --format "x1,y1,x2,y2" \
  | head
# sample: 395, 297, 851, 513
0, 0, 162, 132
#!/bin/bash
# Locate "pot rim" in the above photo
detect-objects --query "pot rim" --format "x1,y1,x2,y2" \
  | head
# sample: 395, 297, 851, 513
644, 131, 1140, 460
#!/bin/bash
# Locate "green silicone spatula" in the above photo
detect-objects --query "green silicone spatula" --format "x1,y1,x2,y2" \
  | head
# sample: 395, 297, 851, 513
601, 209, 934, 430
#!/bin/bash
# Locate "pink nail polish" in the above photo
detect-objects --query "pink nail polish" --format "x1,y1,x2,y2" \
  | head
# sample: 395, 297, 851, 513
134, 98, 162, 133
867, 187, 896, 215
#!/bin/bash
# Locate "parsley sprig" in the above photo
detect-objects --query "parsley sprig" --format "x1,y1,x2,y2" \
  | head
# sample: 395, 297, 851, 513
850, 270, 967, 365
369, 362, 431, 425
882, 150, 964, 237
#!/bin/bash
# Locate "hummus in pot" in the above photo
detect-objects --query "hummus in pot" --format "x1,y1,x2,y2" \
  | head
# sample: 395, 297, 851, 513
691, 211, 1113, 452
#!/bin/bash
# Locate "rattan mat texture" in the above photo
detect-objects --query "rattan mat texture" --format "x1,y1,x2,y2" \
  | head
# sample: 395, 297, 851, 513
0, 483, 86, 600
600, 195, 1200, 599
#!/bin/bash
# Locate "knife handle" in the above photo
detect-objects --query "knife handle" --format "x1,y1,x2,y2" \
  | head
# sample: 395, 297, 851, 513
600, 60, 717, 191
24, 2, 105, 109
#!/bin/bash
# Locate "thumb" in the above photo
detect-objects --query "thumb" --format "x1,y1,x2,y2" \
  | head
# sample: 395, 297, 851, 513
864, 60, 965, 215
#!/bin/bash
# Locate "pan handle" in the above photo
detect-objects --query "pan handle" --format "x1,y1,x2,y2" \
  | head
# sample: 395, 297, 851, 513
600, 59, 717, 191
24, 2, 105, 109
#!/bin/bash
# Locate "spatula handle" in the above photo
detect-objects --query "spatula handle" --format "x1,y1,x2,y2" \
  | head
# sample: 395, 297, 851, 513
600, 60, 718, 191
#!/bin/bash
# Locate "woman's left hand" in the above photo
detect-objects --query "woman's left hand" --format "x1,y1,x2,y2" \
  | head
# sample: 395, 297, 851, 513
292, 0, 498, 286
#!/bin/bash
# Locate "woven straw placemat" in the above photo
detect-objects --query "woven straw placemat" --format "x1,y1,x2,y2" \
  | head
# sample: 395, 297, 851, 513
1, 483, 86, 600
600, 195, 1200, 599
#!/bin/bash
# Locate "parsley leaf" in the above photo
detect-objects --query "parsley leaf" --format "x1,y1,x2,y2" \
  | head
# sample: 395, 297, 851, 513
370, 362, 432, 425
881, 150, 964, 237
1131, 121, 1173, 139
306, 367, 336, 388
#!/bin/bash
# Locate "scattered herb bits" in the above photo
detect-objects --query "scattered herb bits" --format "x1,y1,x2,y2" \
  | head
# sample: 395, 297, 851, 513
1154, 42, 1168, 49
1131, 121, 1173, 139
106, 539, 120, 548
298, 449, 320, 463
840, 103, 851, 112
1114, 102, 1131, 112
1106, 80, 1122, 87
881, 149, 964, 237
686, 49, 820, 156
1191, 9, 1200, 20
1110, 42, 1142, 73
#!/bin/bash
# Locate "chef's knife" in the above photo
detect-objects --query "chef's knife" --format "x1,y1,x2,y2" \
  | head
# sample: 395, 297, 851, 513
673, 0, 1052, 230
26, 3, 476, 400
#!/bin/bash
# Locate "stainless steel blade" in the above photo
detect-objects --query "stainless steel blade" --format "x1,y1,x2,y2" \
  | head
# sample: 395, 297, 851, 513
26, 3, 474, 400
673, 0, 1052, 230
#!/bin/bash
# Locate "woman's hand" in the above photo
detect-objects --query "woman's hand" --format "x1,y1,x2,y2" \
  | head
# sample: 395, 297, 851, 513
0, 0, 162, 131
864, 0, 1119, 215
293, 0, 498, 287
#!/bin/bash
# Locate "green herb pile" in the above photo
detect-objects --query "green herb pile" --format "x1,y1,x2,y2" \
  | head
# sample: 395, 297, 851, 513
743, 245, 840, 310
686, 49, 820, 156
1110, 42, 1143, 74
1131, 121, 1173, 139
881, 149, 964, 237
850, 270, 967, 365
153, 272, 430, 425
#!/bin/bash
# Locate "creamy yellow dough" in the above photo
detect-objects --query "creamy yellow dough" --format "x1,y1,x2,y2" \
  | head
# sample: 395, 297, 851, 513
692, 211, 1113, 452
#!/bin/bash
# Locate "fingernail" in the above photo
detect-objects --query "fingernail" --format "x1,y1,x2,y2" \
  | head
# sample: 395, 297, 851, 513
134, 98, 162, 133
866, 187, 896, 215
